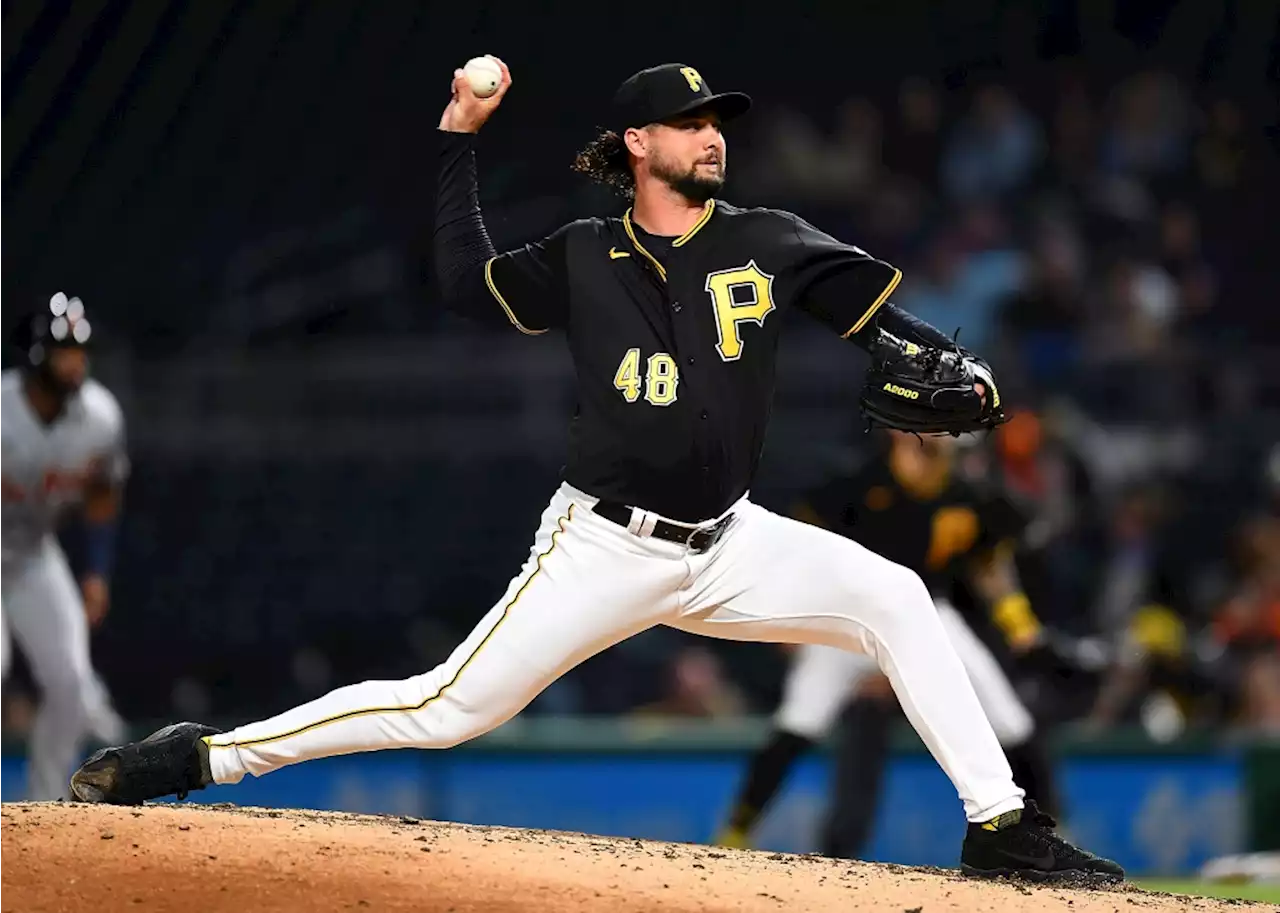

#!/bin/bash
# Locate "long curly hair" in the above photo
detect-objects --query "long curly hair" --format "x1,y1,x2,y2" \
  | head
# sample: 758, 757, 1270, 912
571, 129, 635, 200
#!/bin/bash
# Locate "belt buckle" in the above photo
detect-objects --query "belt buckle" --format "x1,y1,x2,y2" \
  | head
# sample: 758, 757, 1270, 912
684, 526, 708, 552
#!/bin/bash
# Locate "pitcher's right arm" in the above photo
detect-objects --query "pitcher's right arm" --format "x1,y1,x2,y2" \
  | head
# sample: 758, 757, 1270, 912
434, 55, 568, 334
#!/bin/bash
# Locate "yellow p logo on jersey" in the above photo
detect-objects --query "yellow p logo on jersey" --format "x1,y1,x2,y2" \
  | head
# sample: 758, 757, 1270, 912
680, 67, 703, 92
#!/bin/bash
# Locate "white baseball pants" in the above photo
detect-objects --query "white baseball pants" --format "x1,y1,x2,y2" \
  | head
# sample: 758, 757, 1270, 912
2, 536, 125, 799
208, 483, 1024, 822
775, 601, 1035, 746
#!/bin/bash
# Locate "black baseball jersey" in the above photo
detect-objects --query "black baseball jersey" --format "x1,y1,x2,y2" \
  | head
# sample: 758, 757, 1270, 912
800, 454, 1028, 595
479, 200, 901, 522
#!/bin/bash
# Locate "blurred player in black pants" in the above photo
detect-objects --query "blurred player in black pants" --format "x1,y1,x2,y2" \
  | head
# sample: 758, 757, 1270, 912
716, 430, 1061, 855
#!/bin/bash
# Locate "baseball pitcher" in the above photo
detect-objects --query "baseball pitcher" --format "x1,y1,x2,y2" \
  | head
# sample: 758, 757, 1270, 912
71, 59, 1120, 883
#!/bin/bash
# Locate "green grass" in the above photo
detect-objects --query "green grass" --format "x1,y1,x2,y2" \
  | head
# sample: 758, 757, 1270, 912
1135, 879, 1280, 904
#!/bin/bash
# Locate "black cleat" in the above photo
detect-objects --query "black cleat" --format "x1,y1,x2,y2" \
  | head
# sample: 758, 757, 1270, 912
70, 722, 221, 805
961, 801, 1125, 882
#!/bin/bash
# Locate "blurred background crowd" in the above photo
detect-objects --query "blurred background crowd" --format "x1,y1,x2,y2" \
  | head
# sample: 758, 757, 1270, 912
2, 0, 1277, 752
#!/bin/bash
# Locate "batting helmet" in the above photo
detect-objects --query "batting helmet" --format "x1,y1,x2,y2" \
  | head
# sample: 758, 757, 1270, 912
12, 292, 94, 368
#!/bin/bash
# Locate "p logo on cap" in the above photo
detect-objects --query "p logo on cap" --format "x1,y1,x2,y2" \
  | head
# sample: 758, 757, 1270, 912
610, 63, 751, 133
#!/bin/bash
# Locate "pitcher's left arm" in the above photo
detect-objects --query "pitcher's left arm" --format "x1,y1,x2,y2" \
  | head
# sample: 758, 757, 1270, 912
775, 213, 1003, 433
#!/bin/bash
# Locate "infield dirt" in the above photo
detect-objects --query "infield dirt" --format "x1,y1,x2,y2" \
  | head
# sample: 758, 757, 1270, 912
1, 802, 1263, 912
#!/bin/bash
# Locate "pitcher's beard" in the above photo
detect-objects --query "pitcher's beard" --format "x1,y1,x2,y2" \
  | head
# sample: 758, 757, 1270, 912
669, 172, 723, 203
654, 158, 724, 203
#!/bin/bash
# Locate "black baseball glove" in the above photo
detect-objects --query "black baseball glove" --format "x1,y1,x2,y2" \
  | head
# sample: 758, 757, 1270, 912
859, 329, 1007, 435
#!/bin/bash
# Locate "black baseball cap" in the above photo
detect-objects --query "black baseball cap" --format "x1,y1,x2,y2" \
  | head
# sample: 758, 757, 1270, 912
611, 63, 751, 133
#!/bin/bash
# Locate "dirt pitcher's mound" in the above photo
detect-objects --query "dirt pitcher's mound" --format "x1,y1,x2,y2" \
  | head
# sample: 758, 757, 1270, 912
0, 802, 1261, 913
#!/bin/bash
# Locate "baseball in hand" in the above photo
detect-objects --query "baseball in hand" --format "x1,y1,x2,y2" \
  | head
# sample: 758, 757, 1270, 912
463, 56, 502, 98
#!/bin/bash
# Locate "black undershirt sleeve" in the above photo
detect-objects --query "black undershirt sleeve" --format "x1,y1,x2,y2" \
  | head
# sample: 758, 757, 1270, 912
434, 131, 568, 333
434, 132, 503, 324
861, 300, 958, 351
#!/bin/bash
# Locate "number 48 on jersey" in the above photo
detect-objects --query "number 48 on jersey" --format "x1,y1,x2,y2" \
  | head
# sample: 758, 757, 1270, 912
613, 348, 679, 406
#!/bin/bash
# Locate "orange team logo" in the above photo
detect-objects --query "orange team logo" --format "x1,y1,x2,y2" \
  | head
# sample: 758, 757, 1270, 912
926, 506, 980, 570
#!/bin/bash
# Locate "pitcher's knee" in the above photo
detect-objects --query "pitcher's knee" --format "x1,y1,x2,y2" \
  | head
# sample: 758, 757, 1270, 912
814, 564, 933, 656
421, 704, 506, 748
850, 564, 935, 631
409, 686, 513, 749
431, 725, 481, 749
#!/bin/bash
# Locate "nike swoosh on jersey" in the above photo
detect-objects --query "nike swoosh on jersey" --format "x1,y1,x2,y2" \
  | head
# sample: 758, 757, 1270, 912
608, 247, 630, 259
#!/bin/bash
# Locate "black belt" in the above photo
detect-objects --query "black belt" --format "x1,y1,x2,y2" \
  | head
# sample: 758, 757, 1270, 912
592, 499, 734, 553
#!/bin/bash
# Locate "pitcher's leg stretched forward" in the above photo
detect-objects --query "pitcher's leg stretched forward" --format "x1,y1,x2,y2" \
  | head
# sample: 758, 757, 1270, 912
70, 484, 1122, 879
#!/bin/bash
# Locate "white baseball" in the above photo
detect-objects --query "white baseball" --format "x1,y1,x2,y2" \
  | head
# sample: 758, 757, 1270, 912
463, 56, 502, 98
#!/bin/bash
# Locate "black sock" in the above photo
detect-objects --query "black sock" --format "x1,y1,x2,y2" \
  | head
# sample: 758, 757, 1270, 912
725, 729, 814, 833
821, 695, 895, 859
1005, 731, 1062, 821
